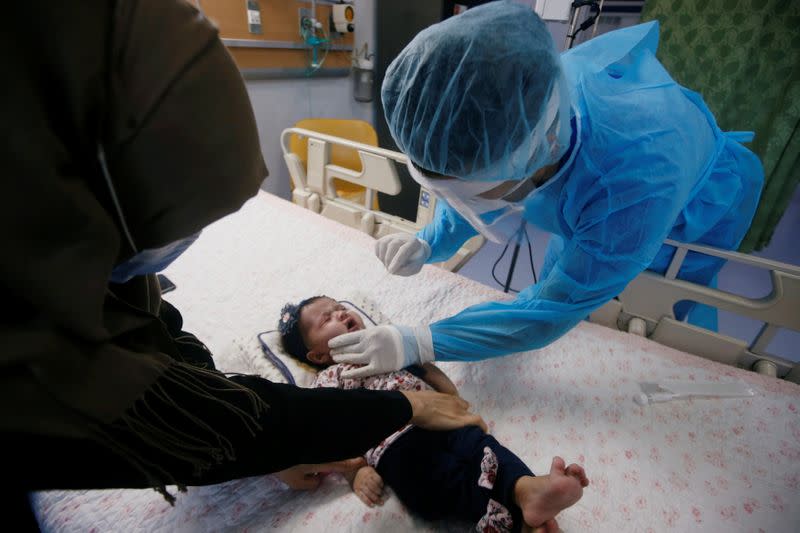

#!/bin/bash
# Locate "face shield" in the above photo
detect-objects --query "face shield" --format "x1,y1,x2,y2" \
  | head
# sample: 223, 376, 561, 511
408, 161, 527, 244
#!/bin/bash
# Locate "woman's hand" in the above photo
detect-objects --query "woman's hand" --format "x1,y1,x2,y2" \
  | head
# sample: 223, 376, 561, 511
402, 390, 487, 432
275, 457, 366, 490
352, 466, 386, 507
522, 519, 559, 533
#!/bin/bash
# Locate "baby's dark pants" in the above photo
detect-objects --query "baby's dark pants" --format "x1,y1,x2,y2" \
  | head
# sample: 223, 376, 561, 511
376, 425, 533, 532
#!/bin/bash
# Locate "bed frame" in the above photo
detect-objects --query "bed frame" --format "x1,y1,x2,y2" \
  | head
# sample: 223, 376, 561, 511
281, 127, 485, 273
281, 127, 799, 383
589, 241, 800, 382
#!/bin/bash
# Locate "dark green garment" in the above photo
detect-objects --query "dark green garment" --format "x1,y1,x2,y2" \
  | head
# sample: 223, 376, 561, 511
1, 1, 424, 500
642, 0, 800, 251
0, 0, 265, 440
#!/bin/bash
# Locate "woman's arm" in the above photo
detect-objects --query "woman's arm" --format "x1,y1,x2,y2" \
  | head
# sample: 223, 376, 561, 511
210, 375, 484, 482
420, 363, 459, 396
208, 377, 412, 478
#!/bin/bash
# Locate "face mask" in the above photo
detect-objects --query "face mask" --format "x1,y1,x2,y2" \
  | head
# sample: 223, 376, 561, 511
408, 162, 527, 244
110, 232, 201, 284
97, 143, 201, 284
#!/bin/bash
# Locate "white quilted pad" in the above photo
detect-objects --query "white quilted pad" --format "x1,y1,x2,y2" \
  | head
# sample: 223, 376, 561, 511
33, 192, 800, 532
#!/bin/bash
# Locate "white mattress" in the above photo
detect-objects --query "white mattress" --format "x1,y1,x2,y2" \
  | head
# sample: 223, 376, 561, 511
33, 191, 800, 532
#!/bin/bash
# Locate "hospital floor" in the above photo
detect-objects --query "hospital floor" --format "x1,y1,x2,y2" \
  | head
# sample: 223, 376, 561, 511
456, 188, 800, 363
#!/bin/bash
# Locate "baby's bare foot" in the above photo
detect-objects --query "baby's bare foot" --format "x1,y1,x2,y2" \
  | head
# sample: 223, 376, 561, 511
515, 457, 589, 529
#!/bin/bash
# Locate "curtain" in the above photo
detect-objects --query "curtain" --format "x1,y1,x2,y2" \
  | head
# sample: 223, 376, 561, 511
641, 0, 799, 251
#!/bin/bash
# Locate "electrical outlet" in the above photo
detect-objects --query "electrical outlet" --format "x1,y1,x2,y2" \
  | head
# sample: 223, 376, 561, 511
299, 7, 312, 36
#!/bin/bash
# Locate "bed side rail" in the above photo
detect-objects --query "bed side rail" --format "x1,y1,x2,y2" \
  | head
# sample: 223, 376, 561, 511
590, 239, 800, 382
280, 127, 484, 273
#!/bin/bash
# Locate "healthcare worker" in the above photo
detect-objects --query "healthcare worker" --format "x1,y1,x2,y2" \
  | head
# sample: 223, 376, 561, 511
330, 1, 763, 378
2, 0, 485, 526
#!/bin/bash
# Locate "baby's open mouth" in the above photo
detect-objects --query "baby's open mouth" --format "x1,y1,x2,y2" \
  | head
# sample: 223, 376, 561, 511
345, 316, 358, 332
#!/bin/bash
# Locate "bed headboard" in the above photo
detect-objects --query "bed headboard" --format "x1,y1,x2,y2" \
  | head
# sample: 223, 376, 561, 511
280, 127, 484, 273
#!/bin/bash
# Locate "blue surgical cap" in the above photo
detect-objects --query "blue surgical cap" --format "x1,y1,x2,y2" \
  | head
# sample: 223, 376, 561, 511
382, 1, 564, 182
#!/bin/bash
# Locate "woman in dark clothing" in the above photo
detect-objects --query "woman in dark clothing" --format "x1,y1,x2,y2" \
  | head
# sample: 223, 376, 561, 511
0, 0, 484, 526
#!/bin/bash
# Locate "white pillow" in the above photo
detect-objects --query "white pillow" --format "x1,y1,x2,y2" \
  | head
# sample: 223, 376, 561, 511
218, 293, 389, 388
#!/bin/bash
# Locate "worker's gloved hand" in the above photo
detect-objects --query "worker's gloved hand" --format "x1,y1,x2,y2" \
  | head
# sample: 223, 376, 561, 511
374, 233, 431, 276
329, 325, 434, 379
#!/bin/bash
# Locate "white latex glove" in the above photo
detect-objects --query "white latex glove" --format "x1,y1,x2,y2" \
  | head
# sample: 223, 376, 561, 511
329, 325, 434, 379
374, 233, 431, 276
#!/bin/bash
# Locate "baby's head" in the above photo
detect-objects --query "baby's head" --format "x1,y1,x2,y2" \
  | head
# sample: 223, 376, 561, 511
278, 296, 365, 368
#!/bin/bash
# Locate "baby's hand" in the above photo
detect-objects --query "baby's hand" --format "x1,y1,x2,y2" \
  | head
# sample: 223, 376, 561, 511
352, 466, 386, 507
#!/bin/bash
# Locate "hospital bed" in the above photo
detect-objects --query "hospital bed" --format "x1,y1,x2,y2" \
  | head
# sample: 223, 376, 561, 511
32, 135, 799, 532
282, 127, 800, 383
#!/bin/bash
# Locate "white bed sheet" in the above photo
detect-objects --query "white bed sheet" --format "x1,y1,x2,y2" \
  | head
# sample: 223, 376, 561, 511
33, 191, 800, 532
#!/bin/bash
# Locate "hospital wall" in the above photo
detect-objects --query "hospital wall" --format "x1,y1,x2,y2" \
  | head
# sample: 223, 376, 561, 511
247, 77, 373, 200
246, 0, 376, 201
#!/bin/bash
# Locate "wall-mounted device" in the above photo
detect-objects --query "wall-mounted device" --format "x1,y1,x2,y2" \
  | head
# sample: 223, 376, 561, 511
533, 0, 572, 21
332, 3, 355, 33
246, 0, 262, 34
352, 43, 374, 102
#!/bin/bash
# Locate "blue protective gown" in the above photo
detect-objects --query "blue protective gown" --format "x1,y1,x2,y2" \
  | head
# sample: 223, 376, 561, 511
417, 22, 763, 362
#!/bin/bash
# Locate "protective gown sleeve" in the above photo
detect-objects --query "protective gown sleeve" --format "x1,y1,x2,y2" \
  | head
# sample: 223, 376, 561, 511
417, 198, 479, 263
428, 151, 690, 361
